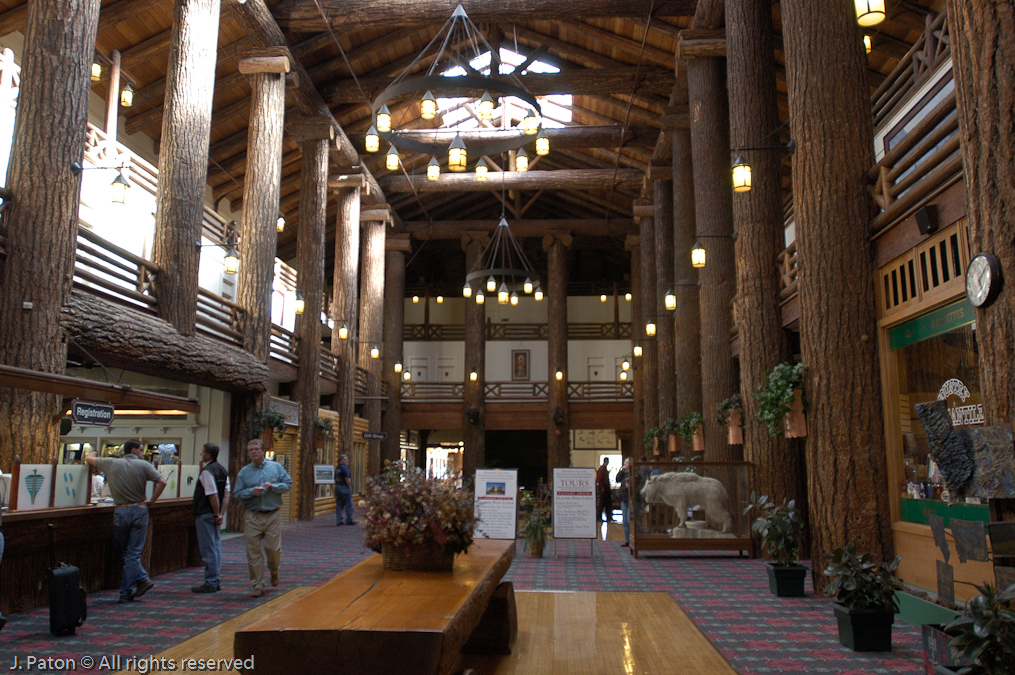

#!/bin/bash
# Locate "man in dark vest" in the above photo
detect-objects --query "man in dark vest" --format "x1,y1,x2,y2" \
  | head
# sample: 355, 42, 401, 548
192, 443, 230, 593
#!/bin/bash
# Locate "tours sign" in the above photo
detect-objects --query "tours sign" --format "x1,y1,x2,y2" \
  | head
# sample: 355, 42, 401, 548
552, 467, 597, 539
71, 400, 114, 426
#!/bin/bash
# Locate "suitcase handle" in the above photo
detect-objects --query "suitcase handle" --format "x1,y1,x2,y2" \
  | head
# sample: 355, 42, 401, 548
48, 522, 56, 569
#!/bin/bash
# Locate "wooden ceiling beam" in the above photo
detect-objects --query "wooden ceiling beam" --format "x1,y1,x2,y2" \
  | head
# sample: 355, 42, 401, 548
347, 124, 659, 153
507, 25, 634, 70
558, 20, 676, 68
378, 168, 644, 193
400, 218, 635, 239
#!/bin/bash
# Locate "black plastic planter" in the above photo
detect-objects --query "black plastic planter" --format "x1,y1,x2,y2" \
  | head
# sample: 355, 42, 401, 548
832, 603, 895, 652
766, 562, 807, 597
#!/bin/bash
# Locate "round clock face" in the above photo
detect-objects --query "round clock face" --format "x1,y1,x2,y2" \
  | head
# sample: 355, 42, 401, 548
965, 252, 1003, 308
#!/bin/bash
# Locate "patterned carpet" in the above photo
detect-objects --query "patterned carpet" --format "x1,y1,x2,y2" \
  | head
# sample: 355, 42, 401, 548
2, 515, 927, 675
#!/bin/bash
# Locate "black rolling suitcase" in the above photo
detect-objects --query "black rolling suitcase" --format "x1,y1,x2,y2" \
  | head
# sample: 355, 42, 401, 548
47, 523, 87, 635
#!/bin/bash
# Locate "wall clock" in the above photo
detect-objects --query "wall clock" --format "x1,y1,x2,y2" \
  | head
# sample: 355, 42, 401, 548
965, 252, 1003, 309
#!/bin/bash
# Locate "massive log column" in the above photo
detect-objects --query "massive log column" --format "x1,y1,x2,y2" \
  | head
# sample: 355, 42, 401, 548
654, 179, 676, 429
358, 217, 386, 478
462, 233, 488, 480
782, 0, 892, 578
672, 129, 703, 433
382, 235, 410, 465
152, 0, 221, 334
545, 232, 572, 474
946, 0, 1015, 425
726, 0, 801, 504
638, 216, 659, 434
0, 0, 101, 468
291, 121, 330, 521
686, 54, 738, 462
626, 235, 644, 457
331, 188, 361, 475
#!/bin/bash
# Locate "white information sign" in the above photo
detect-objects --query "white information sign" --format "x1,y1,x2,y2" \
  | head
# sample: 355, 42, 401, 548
473, 468, 519, 540
552, 467, 597, 539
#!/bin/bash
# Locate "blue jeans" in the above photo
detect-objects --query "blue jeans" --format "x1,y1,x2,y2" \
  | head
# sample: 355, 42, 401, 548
335, 486, 354, 524
621, 499, 630, 544
194, 513, 221, 588
113, 505, 149, 596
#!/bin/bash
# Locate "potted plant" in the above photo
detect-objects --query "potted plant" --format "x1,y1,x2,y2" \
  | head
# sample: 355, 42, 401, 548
754, 361, 808, 438
253, 408, 287, 448
823, 542, 903, 652
660, 417, 679, 455
744, 493, 806, 597
644, 426, 663, 456
677, 411, 705, 453
716, 395, 744, 445
521, 509, 551, 558
313, 416, 334, 448
937, 581, 1015, 675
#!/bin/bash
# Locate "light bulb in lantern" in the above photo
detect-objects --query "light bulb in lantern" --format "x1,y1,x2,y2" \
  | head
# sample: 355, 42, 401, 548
486, 276, 497, 293
864, 35, 872, 53
731, 155, 752, 192
223, 246, 239, 275
436, 295, 444, 304
664, 290, 676, 311
470, 370, 478, 382
338, 324, 349, 340
412, 295, 419, 304
691, 241, 706, 268
625, 292, 632, 301
600, 294, 607, 303
478, 91, 495, 120
476, 290, 485, 304
854, 0, 886, 27
403, 370, 411, 381
646, 321, 656, 337
365, 125, 380, 153
535, 127, 549, 155
375, 105, 391, 132
555, 370, 564, 381
515, 147, 528, 172
633, 345, 643, 358
622, 359, 630, 371
420, 90, 437, 119
91, 61, 102, 82
427, 157, 440, 181
463, 282, 472, 298
510, 291, 519, 305
523, 278, 533, 294
394, 362, 403, 373
497, 282, 509, 305
620, 370, 628, 381
276, 214, 286, 233
475, 157, 489, 182
370, 346, 380, 359
386, 145, 400, 171
448, 133, 467, 172
534, 286, 543, 301
294, 294, 305, 314
523, 109, 539, 135
119, 83, 133, 108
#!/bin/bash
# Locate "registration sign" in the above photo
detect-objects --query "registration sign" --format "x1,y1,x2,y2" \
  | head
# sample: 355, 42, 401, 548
71, 400, 115, 426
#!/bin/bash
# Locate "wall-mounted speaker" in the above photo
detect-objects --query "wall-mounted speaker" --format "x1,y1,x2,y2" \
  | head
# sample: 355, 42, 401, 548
915, 204, 938, 235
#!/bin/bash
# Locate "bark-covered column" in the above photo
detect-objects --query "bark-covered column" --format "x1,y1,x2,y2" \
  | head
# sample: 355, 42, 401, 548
727, 0, 800, 503
638, 216, 659, 433
382, 235, 410, 465
0, 0, 100, 468
654, 179, 676, 428
672, 129, 703, 429
782, 0, 892, 577
626, 235, 644, 458
946, 0, 1015, 425
358, 218, 386, 478
462, 233, 488, 480
687, 55, 739, 462
291, 121, 330, 521
152, 0, 221, 335
331, 188, 360, 475
544, 232, 572, 474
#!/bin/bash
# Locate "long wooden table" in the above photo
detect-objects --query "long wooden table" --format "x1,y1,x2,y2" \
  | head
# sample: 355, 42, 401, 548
233, 539, 515, 675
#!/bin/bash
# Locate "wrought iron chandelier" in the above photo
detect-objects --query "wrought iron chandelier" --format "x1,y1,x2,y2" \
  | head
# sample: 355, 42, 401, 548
363, 5, 549, 179
463, 214, 541, 306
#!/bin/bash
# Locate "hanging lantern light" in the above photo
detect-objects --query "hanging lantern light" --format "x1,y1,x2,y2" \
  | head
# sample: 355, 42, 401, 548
475, 157, 489, 181
497, 282, 509, 305
535, 127, 549, 156
385, 145, 400, 171
523, 278, 533, 294
854, 0, 886, 26
486, 276, 497, 293
91, 61, 102, 82
633, 344, 643, 358
625, 292, 632, 301
412, 295, 420, 304
510, 291, 519, 306
338, 323, 349, 340
394, 362, 403, 373
622, 359, 630, 372
863, 35, 872, 53
664, 289, 676, 311
620, 370, 628, 381
476, 290, 485, 304
523, 109, 539, 135
478, 91, 495, 120
420, 90, 438, 119
448, 133, 467, 172
515, 147, 528, 172
403, 370, 411, 381
294, 293, 305, 315
646, 320, 657, 337
427, 156, 440, 181
119, 83, 134, 108
600, 294, 607, 303
470, 370, 478, 382
534, 285, 544, 302
463, 282, 473, 298
731, 155, 752, 192
375, 104, 392, 133
691, 240, 707, 268
276, 213, 286, 233
223, 246, 239, 275
110, 172, 130, 204
365, 125, 380, 153
370, 346, 380, 359
555, 370, 564, 381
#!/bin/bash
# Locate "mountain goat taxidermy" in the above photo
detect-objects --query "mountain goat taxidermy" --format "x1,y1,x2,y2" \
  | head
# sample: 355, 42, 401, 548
641, 471, 732, 534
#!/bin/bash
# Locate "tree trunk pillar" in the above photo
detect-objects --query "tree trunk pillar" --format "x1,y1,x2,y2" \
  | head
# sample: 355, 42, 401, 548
152, 0, 222, 335
382, 237, 410, 465
544, 232, 572, 474
462, 233, 488, 480
358, 217, 386, 477
672, 128, 703, 432
638, 216, 658, 432
331, 188, 361, 475
0, 0, 101, 468
782, 0, 892, 579
654, 179, 676, 429
626, 235, 644, 458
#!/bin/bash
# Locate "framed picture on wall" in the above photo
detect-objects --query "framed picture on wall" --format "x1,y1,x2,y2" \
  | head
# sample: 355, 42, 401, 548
511, 350, 530, 381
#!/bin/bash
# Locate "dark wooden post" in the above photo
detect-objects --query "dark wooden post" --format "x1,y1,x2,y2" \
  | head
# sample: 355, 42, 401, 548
544, 231, 571, 474
104, 49, 121, 137
0, 0, 101, 468
462, 233, 488, 480
672, 128, 703, 429
626, 235, 644, 458
686, 54, 739, 462
654, 178, 676, 429
152, 0, 222, 335
638, 216, 658, 433
946, 0, 1015, 424
782, 0, 892, 577
382, 235, 410, 465
358, 217, 386, 478
331, 187, 361, 476
726, 0, 801, 505
290, 118, 332, 521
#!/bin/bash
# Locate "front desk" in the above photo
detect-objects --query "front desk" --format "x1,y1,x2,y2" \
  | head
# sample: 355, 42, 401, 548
0, 499, 200, 614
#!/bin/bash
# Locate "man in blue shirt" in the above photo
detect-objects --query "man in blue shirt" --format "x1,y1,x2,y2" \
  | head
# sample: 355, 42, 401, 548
233, 438, 291, 598
334, 454, 355, 526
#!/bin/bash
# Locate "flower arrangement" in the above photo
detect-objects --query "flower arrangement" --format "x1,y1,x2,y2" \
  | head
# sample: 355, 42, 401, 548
363, 462, 476, 558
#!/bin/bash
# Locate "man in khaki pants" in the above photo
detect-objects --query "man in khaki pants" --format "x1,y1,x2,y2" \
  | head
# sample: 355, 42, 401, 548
233, 439, 291, 597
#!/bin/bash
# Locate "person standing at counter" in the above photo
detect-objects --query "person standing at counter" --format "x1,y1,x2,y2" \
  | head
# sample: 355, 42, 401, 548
233, 439, 290, 598
191, 443, 230, 593
334, 454, 354, 526
86, 440, 167, 604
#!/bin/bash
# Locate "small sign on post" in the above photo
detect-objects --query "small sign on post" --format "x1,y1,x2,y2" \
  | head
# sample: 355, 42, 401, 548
362, 432, 386, 440
71, 400, 115, 426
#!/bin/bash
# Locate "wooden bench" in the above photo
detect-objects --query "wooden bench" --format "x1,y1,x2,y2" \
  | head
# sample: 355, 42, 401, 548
233, 539, 516, 675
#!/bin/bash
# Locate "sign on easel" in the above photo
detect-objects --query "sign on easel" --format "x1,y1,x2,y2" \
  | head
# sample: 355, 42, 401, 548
473, 468, 518, 540
552, 467, 597, 540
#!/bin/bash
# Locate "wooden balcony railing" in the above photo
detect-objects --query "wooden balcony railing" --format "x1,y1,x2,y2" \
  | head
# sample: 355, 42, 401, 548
404, 322, 633, 342
400, 381, 633, 402
485, 382, 549, 400
872, 12, 950, 130
196, 288, 244, 346
566, 381, 634, 401
269, 326, 298, 366
319, 351, 339, 382
778, 241, 799, 300
73, 227, 159, 313
355, 366, 368, 397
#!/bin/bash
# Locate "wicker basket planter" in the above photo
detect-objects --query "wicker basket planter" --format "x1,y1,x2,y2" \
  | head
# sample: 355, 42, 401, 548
382, 542, 455, 572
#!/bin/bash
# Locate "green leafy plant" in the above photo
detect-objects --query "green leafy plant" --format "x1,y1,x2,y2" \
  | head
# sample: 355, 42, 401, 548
520, 509, 550, 547
253, 409, 287, 438
716, 394, 743, 425
822, 542, 903, 612
660, 417, 679, 438
943, 581, 1015, 675
754, 361, 808, 436
677, 411, 704, 443
313, 416, 335, 438
744, 492, 804, 567
643, 426, 662, 452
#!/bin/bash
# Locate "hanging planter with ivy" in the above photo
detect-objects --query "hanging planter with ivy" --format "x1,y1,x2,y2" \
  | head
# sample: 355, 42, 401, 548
253, 409, 288, 449
313, 416, 335, 449
677, 411, 705, 453
754, 362, 808, 438
716, 395, 744, 445
644, 426, 663, 456
660, 417, 679, 455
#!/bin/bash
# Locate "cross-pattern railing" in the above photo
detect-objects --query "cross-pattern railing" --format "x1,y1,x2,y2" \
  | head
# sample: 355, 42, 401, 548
485, 382, 549, 400
73, 228, 159, 313
778, 241, 799, 300
400, 381, 632, 401
404, 322, 633, 341
269, 326, 298, 366
872, 12, 950, 130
